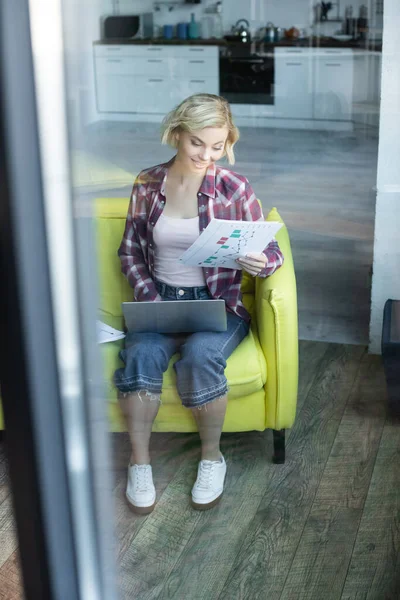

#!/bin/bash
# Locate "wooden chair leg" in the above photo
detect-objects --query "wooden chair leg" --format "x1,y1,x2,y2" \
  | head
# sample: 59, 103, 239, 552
272, 429, 285, 464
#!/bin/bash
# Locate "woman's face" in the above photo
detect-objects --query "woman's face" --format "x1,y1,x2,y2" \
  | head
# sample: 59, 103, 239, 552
175, 127, 229, 174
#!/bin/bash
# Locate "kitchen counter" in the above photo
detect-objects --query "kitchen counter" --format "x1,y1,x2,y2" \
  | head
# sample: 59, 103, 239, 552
93, 38, 226, 46
93, 36, 382, 52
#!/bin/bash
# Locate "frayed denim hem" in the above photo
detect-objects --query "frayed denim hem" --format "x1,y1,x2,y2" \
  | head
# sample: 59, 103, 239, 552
118, 389, 162, 404
114, 373, 162, 397
182, 388, 229, 411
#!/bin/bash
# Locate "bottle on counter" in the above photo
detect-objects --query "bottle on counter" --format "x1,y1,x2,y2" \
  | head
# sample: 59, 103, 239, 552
214, 1, 223, 39
358, 4, 368, 40
345, 4, 353, 18
188, 12, 200, 39
345, 4, 357, 37
201, 15, 213, 39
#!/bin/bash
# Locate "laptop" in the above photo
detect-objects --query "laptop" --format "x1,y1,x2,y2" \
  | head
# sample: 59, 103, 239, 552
122, 299, 227, 334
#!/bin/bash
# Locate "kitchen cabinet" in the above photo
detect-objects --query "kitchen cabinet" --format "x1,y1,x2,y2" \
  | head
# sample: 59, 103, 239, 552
274, 48, 314, 119
313, 49, 354, 121
352, 51, 381, 128
94, 45, 219, 114
275, 48, 354, 122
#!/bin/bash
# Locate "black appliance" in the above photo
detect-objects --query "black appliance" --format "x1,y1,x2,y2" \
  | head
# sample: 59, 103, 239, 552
104, 16, 139, 38
219, 52, 275, 105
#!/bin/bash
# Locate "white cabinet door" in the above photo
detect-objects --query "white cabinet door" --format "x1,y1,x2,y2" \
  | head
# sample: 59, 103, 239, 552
314, 51, 353, 121
95, 71, 140, 113
139, 77, 175, 113
274, 50, 313, 119
176, 77, 219, 102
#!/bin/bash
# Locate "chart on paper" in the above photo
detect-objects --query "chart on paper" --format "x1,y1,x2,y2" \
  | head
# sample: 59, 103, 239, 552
179, 218, 282, 269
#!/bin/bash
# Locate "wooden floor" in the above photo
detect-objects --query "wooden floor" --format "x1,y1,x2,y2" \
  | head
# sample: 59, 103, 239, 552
1, 340, 399, 599
74, 122, 379, 346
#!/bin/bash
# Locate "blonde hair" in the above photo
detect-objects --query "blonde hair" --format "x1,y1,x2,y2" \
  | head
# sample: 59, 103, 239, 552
161, 93, 239, 165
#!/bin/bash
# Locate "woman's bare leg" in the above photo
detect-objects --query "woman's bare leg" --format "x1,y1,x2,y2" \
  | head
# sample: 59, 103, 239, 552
119, 391, 161, 465
191, 395, 228, 461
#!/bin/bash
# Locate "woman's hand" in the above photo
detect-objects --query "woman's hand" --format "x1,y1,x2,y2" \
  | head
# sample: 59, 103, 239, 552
236, 252, 268, 277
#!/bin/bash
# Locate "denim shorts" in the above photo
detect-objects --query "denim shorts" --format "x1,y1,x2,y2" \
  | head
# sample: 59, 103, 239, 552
113, 281, 249, 408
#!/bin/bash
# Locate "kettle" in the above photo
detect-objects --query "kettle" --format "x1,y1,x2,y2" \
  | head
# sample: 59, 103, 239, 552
232, 19, 251, 43
265, 22, 275, 43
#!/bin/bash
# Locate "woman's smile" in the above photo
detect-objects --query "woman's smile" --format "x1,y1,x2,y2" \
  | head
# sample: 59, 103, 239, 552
191, 157, 209, 169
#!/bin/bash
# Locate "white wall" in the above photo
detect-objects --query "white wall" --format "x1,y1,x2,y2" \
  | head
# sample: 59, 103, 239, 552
369, 0, 400, 353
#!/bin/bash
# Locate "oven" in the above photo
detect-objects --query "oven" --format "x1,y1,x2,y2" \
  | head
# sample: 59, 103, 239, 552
219, 51, 275, 105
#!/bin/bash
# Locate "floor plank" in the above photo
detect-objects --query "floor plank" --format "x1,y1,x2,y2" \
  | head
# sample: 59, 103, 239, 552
313, 353, 387, 508
280, 506, 362, 600
0, 496, 15, 533
296, 340, 332, 415
0, 550, 24, 600
340, 419, 400, 600
0, 530, 19, 572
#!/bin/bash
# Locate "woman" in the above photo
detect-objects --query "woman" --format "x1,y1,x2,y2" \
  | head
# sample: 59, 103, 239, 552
114, 93, 284, 515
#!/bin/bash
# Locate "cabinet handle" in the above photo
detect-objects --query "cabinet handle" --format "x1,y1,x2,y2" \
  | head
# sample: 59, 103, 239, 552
106, 59, 122, 63
325, 63, 342, 66
325, 50, 342, 53
148, 78, 163, 82
147, 59, 163, 63
147, 47, 162, 51
189, 60, 205, 63
106, 47, 121, 51
286, 49, 303, 53
189, 48, 204, 52
190, 79, 206, 83
286, 62, 302, 66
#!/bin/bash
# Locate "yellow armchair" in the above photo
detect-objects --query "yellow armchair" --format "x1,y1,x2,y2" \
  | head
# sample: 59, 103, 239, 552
95, 198, 298, 463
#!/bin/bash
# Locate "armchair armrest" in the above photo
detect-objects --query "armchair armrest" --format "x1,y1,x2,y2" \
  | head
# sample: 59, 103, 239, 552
255, 208, 298, 430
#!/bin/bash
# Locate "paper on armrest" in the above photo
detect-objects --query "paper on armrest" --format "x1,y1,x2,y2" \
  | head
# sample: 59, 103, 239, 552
97, 320, 125, 344
180, 218, 282, 269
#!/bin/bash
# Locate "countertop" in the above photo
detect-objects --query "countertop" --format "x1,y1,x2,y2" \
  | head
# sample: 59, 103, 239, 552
93, 36, 382, 52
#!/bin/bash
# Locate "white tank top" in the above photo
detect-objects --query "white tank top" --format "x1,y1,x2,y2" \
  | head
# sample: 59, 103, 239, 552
153, 213, 206, 287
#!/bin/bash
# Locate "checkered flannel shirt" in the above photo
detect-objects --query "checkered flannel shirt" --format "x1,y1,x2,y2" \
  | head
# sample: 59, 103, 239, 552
118, 157, 284, 322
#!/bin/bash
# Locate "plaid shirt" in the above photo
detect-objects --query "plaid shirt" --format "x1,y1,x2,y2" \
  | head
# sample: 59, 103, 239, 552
118, 157, 284, 322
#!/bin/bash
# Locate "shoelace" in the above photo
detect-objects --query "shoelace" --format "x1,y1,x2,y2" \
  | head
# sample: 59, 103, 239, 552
196, 461, 216, 490
134, 465, 152, 492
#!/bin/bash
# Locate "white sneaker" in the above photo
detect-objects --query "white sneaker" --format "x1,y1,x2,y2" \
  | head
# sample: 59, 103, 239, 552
126, 464, 156, 515
191, 454, 227, 510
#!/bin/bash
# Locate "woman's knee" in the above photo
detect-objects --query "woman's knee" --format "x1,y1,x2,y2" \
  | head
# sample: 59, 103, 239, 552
114, 334, 175, 395
121, 336, 172, 370
178, 341, 226, 374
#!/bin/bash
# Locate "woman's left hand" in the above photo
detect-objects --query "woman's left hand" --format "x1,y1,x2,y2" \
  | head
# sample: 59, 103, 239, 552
236, 252, 268, 277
